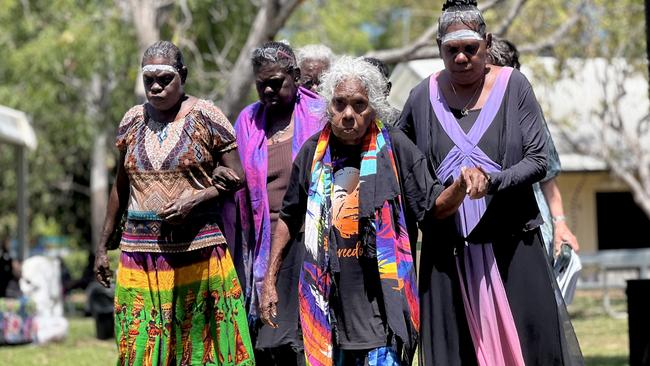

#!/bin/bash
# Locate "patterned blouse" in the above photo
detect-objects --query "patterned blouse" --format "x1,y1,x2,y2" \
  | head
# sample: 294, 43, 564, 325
115, 99, 237, 253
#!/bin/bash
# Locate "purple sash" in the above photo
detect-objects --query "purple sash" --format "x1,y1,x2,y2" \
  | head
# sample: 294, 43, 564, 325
429, 68, 526, 366
234, 86, 325, 319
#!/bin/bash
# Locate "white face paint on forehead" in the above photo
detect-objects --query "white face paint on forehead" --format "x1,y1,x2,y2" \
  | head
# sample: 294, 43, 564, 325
441, 29, 483, 45
142, 64, 179, 74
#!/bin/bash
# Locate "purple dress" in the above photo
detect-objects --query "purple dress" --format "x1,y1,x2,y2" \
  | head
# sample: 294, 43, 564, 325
398, 68, 583, 366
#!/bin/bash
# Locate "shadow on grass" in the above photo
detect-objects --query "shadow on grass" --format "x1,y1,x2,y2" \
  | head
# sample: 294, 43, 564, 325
584, 355, 628, 366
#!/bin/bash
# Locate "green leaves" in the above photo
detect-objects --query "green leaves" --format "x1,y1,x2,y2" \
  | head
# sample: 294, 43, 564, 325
0, 0, 137, 245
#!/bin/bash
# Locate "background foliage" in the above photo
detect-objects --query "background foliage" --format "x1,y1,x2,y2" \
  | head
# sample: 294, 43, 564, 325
0, 0, 646, 250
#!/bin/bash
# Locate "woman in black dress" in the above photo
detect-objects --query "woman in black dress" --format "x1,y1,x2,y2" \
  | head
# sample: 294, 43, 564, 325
398, 1, 583, 365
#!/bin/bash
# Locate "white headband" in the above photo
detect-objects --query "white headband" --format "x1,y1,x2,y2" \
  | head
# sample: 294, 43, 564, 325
441, 29, 483, 44
142, 64, 179, 74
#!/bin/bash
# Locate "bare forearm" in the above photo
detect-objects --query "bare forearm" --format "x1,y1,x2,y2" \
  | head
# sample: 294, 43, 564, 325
265, 218, 292, 284
540, 178, 565, 218
98, 185, 124, 249
97, 155, 129, 251
215, 148, 246, 191
194, 186, 221, 205
434, 180, 466, 219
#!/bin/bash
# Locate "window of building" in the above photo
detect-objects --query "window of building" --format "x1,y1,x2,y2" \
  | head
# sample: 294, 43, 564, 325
596, 192, 650, 250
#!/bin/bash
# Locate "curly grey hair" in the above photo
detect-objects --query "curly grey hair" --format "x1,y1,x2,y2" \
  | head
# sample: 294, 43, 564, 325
318, 56, 392, 124
296, 44, 335, 67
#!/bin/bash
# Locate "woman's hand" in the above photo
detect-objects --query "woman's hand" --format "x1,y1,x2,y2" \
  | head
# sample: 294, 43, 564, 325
94, 248, 112, 288
159, 195, 200, 224
461, 166, 490, 199
94, 151, 127, 288
212, 166, 243, 192
553, 221, 580, 257
259, 277, 279, 328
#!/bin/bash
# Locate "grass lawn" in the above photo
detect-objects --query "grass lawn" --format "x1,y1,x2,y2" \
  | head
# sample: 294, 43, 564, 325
0, 316, 115, 366
0, 290, 629, 365
569, 290, 629, 366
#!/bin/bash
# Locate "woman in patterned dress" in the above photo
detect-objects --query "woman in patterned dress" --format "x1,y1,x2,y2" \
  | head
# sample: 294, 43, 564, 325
94, 41, 254, 366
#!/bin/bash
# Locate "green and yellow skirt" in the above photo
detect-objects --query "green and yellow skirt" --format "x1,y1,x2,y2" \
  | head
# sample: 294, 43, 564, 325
114, 245, 254, 366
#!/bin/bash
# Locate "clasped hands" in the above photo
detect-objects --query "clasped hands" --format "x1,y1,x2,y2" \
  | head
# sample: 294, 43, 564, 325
459, 166, 491, 199
158, 166, 243, 224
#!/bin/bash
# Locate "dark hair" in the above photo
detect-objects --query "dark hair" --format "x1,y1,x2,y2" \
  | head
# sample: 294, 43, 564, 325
442, 0, 478, 11
141, 41, 184, 70
489, 37, 521, 69
362, 57, 390, 79
437, 0, 486, 41
251, 41, 297, 73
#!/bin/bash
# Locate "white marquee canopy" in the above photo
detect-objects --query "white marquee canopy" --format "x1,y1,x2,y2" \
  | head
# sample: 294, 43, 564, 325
0, 105, 37, 150
1, 105, 37, 260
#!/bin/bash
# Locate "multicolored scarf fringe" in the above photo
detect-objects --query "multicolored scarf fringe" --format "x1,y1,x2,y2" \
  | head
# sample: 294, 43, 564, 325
232, 86, 325, 320
300, 120, 419, 366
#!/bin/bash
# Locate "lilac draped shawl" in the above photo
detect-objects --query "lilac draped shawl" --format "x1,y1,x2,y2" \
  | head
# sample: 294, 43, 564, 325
430, 68, 526, 366
233, 86, 325, 319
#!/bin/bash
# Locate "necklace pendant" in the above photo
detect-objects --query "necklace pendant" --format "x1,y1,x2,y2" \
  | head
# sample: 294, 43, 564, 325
461, 108, 469, 116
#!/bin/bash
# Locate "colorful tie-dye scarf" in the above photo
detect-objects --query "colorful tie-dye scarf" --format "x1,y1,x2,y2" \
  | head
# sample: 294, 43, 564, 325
233, 86, 325, 320
300, 120, 419, 366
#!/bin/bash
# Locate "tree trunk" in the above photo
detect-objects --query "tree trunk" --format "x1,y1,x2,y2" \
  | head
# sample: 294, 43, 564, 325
90, 132, 109, 251
219, 0, 303, 119
129, 0, 161, 102
15, 146, 29, 261
219, 7, 271, 119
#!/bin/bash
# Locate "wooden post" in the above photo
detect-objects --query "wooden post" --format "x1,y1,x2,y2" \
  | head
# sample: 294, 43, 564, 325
16, 145, 28, 261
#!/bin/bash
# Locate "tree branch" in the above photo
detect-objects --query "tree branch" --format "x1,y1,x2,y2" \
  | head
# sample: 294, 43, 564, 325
177, 0, 193, 36
219, 0, 302, 119
557, 57, 650, 219
478, 0, 505, 11
364, 34, 439, 64
493, 0, 529, 37
518, 0, 587, 53
365, 0, 506, 64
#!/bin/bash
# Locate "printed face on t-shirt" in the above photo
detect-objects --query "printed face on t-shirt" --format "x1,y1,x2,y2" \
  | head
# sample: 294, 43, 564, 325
332, 166, 360, 240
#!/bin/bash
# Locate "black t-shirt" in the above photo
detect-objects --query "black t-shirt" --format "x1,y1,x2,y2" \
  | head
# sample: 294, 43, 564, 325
328, 142, 388, 350
279, 129, 445, 349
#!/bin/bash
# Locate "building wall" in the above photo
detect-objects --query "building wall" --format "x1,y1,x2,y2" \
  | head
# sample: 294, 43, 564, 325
555, 171, 629, 254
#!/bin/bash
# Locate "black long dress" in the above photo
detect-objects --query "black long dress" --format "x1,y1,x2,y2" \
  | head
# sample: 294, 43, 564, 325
398, 69, 583, 366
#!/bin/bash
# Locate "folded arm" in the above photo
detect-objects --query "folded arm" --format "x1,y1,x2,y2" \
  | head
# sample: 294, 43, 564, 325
160, 148, 245, 223
488, 85, 548, 193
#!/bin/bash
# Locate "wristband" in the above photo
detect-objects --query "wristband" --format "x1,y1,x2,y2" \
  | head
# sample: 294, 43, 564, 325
552, 215, 566, 223
484, 171, 492, 192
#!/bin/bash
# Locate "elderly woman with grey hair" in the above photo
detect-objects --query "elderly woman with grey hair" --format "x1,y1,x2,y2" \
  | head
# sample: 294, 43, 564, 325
296, 44, 335, 92
259, 56, 475, 366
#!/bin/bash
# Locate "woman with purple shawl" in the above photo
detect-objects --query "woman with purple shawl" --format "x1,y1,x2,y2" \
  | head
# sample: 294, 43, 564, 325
228, 41, 325, 365
397, 1, 583, 365
259, 56, 474, 366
